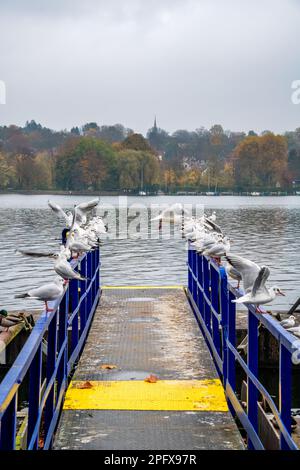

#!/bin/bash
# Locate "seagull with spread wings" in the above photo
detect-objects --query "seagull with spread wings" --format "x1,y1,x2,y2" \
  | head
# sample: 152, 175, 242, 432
232, 265, 285, 312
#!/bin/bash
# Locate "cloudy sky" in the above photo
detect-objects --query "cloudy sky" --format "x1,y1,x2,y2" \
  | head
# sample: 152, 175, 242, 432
0, 0, 299, 134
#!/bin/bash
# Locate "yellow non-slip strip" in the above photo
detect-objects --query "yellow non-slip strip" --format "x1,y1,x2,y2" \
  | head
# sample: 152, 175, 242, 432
101, 286, 183, 290
63, 379, 228, 412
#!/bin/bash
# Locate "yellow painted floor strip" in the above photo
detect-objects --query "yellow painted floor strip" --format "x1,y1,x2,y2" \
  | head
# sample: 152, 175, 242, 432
63, 380, 228, 412
101, 286, 183, 290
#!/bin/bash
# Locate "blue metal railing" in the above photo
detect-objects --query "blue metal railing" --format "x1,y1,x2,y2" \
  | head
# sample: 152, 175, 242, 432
0, 248, 100, 450
187, 246, 299, 450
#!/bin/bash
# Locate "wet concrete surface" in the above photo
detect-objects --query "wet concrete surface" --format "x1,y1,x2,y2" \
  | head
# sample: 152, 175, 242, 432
54, 288, 244, 450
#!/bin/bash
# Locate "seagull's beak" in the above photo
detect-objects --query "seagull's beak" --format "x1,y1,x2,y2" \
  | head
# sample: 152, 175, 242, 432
278, 290, 285, 296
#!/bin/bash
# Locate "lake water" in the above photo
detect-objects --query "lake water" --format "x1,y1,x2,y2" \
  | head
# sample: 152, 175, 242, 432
0, 194, 300, 312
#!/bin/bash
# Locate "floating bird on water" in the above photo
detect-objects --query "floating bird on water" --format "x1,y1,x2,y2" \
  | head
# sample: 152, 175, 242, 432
15, 277, 65, 313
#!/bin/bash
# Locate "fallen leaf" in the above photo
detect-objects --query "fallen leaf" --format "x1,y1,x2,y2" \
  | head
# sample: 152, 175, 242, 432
76, 381, 93, 389
144, 374, 158, 383
101, 364, 117, 370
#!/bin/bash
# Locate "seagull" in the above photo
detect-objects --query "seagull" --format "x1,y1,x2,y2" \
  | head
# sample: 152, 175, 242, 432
67, 234, 92, 257
280, 315, 296, 329
204, 218, 223, 235
287, 326, 300, 338
54, 252, 87, 282
225, 253, 262, 293
48, 200, 73, 227
15, 277, 65, 313
151, 203, 189, 226
207, 211, 217, 222
15, 248, 59, 258
232, 266, 285, 312
226, 263, 242, 288
202, 236, 230, 258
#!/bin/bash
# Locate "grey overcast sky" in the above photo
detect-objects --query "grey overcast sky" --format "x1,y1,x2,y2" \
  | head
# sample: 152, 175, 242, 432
0, 0, 299, 134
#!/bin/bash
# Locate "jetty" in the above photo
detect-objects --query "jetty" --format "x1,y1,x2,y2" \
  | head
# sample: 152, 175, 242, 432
0, 247, 299, 450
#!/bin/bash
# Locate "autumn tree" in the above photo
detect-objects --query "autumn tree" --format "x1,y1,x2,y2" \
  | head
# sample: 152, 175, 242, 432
0, 152, 15, 188
56, 137, 117, 190
233, 133, 288, 190
121, 133, 154, 153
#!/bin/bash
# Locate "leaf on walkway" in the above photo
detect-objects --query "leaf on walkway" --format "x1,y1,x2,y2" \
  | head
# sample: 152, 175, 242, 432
144, 374, 158, 383
101, 364, 117, 370
76, 381, 93, 389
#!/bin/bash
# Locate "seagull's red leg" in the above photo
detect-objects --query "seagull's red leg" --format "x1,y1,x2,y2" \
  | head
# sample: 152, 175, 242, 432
45, 301, 54, 313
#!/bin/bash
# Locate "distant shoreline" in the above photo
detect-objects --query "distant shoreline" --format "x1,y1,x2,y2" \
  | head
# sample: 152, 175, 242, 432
0, 189, 298, 197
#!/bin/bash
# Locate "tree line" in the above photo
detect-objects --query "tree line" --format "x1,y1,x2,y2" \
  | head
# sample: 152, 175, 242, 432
0, 120, 299, 192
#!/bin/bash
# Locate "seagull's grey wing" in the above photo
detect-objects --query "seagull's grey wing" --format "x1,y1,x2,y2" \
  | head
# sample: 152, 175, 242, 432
225, 253, 261, 291
54, 260, 78, 279
16, 249, 58, 258
204, 218, 223, 234
205, 243, 225, 256
226, 264, 242, 281
28, 283, 62, 300
251, 266, 270, 296
48, 200, 70, 225
76, 198, 100, 212
287, 326, 300, 333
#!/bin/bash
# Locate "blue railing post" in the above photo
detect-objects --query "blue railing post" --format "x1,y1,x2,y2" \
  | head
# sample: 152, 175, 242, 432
57, 293, 68, 393
27, 344, 42, 449
44, 311, 58, 446
0, 395, 17, 450
87, 252, 92, 314
203, 257, 212, 334
197, 254, 203, 316
188, 245, 192, 294
219, 266, 229, 385
227, 290, 236, 400
211, 265, 221, 357
247, 310, 259, 449
279, 344, 292, 449
70, 277, 79, 355
79, 256, 87, 334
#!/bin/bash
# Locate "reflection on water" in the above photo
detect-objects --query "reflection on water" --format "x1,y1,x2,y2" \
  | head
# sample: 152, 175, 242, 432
0, 194, 300, 311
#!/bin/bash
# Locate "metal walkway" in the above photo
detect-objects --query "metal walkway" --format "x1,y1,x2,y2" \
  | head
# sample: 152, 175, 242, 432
54, 287, 244, 450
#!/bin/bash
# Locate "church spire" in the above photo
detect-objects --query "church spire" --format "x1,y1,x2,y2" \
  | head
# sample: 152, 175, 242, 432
153, 115, 157, 131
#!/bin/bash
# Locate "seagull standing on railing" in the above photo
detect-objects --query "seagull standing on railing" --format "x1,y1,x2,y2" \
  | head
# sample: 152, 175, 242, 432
54, 251, 87, 282
286, 326, 300, 338
15, 277, 65, 313
202, 236, 230, 260
280, 315, 296, 329
225, 263, 242, 288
